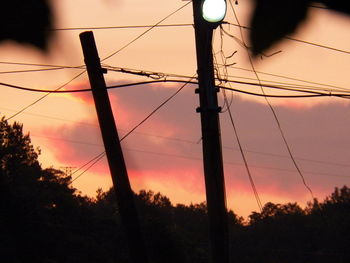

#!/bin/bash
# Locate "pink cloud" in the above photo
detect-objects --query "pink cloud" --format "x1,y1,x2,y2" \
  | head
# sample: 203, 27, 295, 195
37, 80, 350, 217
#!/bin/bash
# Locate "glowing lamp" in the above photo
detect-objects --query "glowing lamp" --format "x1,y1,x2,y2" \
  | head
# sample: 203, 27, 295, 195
202, 0, 227, 23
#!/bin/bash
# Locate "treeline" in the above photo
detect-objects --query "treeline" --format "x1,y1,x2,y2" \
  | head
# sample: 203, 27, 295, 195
1, 118, 349, 263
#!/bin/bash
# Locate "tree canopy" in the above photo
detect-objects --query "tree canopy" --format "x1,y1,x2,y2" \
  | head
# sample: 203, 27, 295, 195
1, 117, 349, 262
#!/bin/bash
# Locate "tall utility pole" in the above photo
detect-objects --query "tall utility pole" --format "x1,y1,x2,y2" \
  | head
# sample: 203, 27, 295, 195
192, 1, 229, 263
80, 31, 148, 263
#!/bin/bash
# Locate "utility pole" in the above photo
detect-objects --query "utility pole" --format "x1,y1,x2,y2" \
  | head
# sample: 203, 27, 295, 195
79, 31, 148, 263
192, 0, 229, 263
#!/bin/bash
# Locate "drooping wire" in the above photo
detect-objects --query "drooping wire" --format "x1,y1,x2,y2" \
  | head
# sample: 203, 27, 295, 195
70, 75, 196, 183
221, 21, 350, 55
214, 34, 263, 211
223, 90, 263, 211
4, 2, 191, 121
5, 71, 86, 121
3, 75, 350, 99
230, 0, 315, 199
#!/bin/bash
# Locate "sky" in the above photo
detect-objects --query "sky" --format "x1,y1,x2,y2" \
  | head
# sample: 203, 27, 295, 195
0, 0, 349, 218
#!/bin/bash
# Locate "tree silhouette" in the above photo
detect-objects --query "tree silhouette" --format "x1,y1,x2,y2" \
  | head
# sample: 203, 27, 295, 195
0, 117, 107, 262
1, 117, 350, 262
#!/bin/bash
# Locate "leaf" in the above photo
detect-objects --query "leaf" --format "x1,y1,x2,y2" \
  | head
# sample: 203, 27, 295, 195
0, 0, 53, 51
249, 0, 310, 56
249, 0, 350, 56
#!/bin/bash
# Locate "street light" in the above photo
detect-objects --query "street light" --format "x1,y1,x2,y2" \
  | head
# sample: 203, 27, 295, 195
202, 0, 227, 24
192, 0, 229, 263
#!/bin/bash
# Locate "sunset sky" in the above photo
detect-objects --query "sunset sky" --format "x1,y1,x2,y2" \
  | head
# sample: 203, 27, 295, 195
0, 0, 349, 218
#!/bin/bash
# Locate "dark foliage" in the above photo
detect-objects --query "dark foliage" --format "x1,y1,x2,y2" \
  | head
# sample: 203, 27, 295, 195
1, 117, 349, 262
0, 0, 52, 50
249, 0, 350, 55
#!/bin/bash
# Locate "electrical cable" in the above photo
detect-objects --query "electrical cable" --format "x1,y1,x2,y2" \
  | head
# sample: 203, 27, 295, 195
230, 1, 315, 199
4, 71, 86, 121
0, 67, 70, 74
30, 131, 350, 179
101, 1, 191, 62
0, 61, 84, 69
32, 133, 350, 179
222, 21, 350, 55
105, 64, 350, 93
224, 90, 263, 211
70, 75, 195, 183
2, 2, 191, 121
53, 23, 193, 31
214, 35, 263, 211
216, 65, 350, 93
3, 78, 350, 99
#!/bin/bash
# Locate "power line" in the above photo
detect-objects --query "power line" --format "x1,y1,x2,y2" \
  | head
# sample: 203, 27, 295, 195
101, 1, 191, 62
222, 22, 350, 55
71, 152, 105, 183
214, 33, 263, 211
5, 101, 344, 171
217, 72, 346, 94
5, 71, 86, 121
0, 61, 84, 69
223, 89, 263, 211
3, 77, 350, 99
53, 23, 193, 31
2, 62, 349, 96
71, 75, 195, 183
2, 3, 192, 120
225, 65, 350, 92
0, 67, 70, 74
31, 132, 350, 179
28, 128, 350, 172
230, 2, 315, 199
107, 64, 350, 94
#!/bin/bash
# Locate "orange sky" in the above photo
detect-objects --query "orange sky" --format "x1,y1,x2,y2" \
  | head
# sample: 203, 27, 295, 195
0, 0, 349, 218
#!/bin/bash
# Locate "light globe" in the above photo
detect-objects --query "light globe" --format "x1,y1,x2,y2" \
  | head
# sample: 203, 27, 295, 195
202, 0, 226, 23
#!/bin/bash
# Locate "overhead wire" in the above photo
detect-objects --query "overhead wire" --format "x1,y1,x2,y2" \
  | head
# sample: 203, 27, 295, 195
0, 67, 72, 74
3, 2, 191, 121
31, 132, 350, 179
6, 104, 347, 171
105, 64, 350, 95
0, 61, 84, 69
221, 65, 350, 93
70, 75, 196, 183
223, 90, 263, 211
4, 71, 86, 121
221, 21, 350, 55
53, 23, 193, 31
101, 1, 191, 62
229, 0, 315, 199
3, 73, 350, 99
214, 28, 263, 211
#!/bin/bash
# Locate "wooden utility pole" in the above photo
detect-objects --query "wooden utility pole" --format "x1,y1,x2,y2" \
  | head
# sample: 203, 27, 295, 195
192, 0, 229, 262
80, 31, 148, 263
